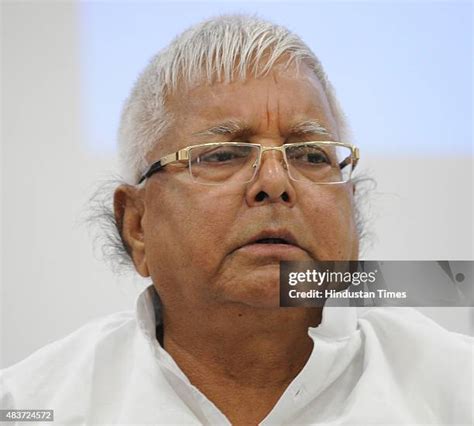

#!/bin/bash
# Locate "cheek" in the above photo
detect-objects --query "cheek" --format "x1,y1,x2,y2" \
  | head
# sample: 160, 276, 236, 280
300, 185, 357, 257
143, 181, 244, 273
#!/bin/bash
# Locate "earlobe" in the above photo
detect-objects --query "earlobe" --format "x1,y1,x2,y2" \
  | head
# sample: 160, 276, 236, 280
113, 185, 150, 277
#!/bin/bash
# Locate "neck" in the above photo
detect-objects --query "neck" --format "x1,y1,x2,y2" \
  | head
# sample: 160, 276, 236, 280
161, 303, 322, 424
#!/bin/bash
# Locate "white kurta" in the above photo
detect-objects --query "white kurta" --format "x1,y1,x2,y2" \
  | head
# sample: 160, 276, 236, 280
1, 284, 472, 425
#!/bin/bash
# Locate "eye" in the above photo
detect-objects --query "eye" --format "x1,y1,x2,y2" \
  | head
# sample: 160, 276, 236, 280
196, 146, 252, 164
305, 151, 329, 164
288, 145, 331, 165
202, 150, 238, 162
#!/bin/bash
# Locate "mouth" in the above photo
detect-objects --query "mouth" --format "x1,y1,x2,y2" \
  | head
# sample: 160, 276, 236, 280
253, 237, 291, 245
246, 230, 299, 247
233, 230, 307, 260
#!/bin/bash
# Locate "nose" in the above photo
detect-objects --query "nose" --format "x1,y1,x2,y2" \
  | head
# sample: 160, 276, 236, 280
245, 148, 296, 207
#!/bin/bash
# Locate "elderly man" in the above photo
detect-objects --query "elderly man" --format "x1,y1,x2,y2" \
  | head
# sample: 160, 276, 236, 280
1, 15, 472, 426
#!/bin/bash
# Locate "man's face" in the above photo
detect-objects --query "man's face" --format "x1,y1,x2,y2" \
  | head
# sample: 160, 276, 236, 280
123, 63, 358, 310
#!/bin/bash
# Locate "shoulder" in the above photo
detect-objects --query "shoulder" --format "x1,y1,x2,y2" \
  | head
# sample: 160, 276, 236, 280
355, 307, 472, 422
1, 310, 136, 408
357, 306, 473, 358
357, 308, 472, 396
358, 306, 472, 346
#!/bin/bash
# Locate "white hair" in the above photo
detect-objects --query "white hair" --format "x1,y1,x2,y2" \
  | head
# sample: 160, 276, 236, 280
118, 14, 352, 184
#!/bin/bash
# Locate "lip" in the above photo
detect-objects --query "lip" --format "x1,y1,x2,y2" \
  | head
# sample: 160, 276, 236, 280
234, 229, 308, 259
237, 243, 306, 260
245, 229, 299, 247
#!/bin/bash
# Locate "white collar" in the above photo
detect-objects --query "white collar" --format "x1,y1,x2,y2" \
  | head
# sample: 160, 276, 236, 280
135, 283, 358, 345
134, 283, 361, 424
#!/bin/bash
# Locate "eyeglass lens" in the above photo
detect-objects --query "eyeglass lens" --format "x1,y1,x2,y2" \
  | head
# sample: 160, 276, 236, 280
188, 143, 352, 184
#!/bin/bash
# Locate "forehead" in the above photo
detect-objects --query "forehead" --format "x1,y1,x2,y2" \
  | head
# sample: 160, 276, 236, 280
157, 63, 338, 154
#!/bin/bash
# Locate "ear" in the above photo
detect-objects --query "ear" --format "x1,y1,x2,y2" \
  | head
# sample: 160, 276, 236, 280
113, 184, 150, 277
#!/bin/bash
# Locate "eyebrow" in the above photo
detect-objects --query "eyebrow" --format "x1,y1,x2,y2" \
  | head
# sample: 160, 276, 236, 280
192, 120, 252, 137
288, 120, 332, 138
192, 118, 334, 139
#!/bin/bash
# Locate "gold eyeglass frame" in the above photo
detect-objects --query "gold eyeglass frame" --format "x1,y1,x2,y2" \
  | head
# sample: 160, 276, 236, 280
137, 141, 360, 185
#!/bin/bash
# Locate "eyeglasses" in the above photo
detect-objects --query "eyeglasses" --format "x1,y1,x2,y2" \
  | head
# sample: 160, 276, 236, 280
138, 141, 360, 185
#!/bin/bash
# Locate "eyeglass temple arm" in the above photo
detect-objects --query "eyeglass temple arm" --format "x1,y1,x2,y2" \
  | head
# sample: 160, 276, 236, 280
137, 150, 189, 184
138, 161, 163, 184
338, 147, 360, 170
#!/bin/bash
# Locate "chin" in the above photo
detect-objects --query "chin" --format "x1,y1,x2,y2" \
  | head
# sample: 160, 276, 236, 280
221, 267, 282, 309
